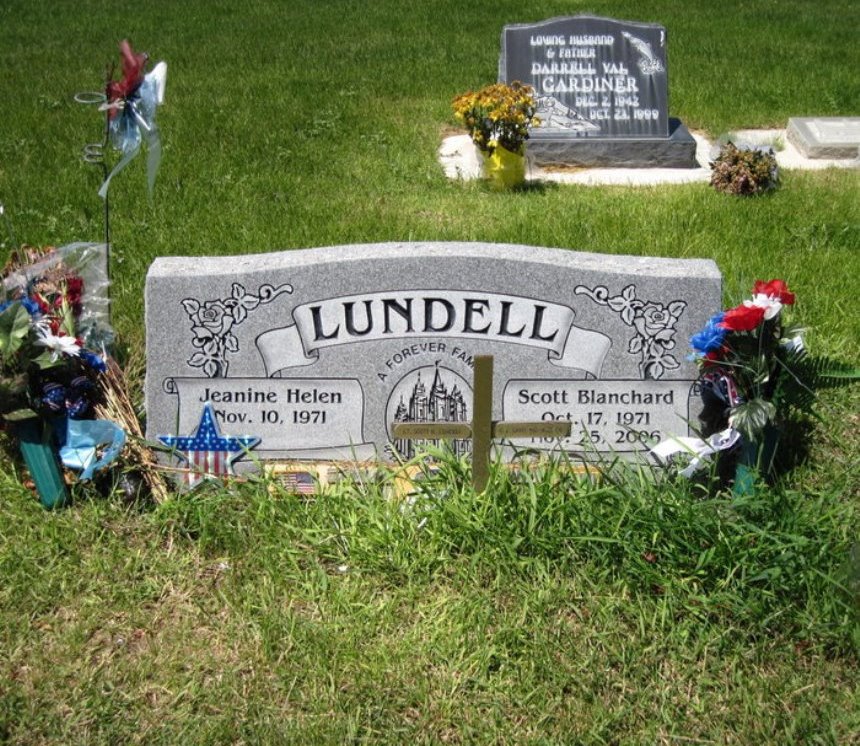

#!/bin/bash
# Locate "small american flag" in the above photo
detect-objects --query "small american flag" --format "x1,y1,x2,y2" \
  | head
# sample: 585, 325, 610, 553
279, 470, 317, 495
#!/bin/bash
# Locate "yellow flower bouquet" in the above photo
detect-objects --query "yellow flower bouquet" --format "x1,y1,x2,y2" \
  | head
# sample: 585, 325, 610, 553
452, 81, 539, 156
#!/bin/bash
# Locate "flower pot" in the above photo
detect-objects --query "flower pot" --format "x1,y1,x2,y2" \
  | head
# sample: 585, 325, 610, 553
15, 418, 69, 509
480, 146, 526, 190
732, 425, 780, 497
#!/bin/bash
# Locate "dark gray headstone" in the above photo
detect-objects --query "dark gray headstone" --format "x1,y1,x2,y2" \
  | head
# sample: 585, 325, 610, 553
145, 243, 721, 473
499, 16, 697, 168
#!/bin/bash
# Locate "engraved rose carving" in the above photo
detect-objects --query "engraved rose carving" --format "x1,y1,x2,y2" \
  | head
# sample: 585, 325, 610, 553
189, 300, 235, 342
574, 284, 686, 380
633, 302, 681, 342
181, 282, 293, 378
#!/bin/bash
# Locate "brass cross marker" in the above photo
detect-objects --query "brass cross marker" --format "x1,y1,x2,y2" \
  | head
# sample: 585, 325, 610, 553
391, 355, 571, 492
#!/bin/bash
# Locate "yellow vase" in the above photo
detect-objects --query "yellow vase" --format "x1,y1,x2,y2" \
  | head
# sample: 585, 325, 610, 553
480, 145, 526, 190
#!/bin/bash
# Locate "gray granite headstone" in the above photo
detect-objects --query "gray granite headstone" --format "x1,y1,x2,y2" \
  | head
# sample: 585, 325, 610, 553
145, 243, 721, 473
499, 15, 697, 168
786, 117, 860, 159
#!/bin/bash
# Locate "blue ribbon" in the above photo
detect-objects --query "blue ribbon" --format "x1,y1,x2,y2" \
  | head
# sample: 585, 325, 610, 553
59, 418, 126, 480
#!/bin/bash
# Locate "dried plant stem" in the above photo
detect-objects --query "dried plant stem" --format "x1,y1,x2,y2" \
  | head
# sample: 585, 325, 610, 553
94, 356, 171, 503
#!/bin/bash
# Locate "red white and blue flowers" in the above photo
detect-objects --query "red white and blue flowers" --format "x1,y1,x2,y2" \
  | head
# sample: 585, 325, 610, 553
1, 249, 124, 484
1, 262, 107, 422
690, 278, 800, 442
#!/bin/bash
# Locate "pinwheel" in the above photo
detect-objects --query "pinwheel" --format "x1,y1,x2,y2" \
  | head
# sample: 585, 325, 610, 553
98, 40, 167, 199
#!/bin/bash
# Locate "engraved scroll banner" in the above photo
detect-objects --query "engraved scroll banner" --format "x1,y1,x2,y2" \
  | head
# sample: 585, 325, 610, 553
167, 377, 374, 458
256, 291, 611, 378
503, 378, 695, 453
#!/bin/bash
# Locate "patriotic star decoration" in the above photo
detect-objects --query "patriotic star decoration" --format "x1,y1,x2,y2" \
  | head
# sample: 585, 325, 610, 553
158, 403, 260, 489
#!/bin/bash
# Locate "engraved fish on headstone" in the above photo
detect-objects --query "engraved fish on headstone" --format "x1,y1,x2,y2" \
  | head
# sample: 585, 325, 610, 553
535, 96, 601, 132
621, 31, 665, 75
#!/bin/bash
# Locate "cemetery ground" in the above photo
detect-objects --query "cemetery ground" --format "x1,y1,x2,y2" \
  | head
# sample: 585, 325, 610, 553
1, 0, 858, 743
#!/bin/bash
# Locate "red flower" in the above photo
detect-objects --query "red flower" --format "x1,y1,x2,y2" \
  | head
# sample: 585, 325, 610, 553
65, 276, 84, 318
105, 40, 148, 119
719, 304, 766, 332
753, 279, 795, 305
65, 276, 84, 298
33, 292, 51, 314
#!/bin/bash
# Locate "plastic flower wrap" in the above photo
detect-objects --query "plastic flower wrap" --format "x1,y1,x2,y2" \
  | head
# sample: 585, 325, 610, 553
2, 243, 112, 348
1, 245, 127, 485
1, 247, 110, 422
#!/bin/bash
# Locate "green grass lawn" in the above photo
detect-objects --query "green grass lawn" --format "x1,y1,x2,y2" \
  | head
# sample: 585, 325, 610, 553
1, 1, 859, 743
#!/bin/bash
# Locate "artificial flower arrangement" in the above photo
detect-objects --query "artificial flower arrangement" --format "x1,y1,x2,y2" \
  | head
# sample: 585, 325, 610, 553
691, 279, 801, 443
682, 278, 858, 491
651, 279, 805, 490
0, 247, 108, 423
452, 81, 540, 157
709, 142, 779, 196
1, 246, 132, 506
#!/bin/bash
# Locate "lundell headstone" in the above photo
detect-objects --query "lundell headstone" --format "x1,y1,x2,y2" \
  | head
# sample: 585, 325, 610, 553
145, 242, 721, 474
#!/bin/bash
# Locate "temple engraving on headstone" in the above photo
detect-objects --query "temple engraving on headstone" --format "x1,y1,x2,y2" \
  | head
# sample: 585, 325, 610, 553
499, 15, 697, 167
145, 243, 721, 476
392, 355, 572, 491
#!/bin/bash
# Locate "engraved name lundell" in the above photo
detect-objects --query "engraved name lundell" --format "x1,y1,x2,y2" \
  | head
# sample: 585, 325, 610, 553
255, 290, 614, 379
308, 294, 560, 341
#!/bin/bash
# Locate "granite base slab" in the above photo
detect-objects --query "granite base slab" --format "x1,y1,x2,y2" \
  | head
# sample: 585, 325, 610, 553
527, 118, 698, 169
786, 117, 860, 159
